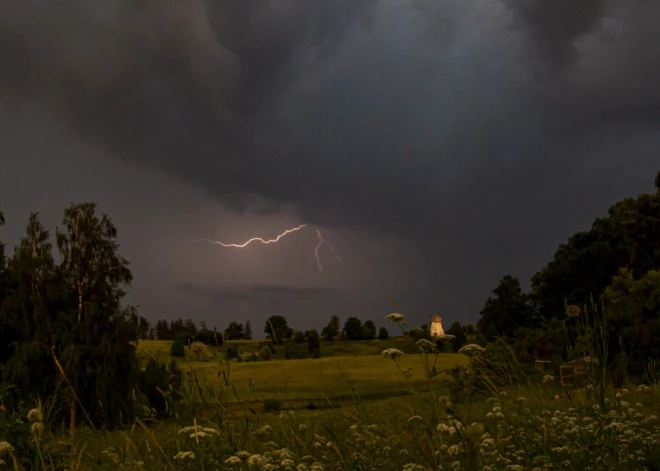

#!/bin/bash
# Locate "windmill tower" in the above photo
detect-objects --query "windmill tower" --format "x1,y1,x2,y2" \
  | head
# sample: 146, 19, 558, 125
430, 313, 445, 337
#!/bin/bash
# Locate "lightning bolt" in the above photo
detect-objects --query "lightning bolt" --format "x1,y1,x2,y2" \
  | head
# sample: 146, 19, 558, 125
188, 224, 307, 247
314, 229, 341, 273
187, 224, 340, 274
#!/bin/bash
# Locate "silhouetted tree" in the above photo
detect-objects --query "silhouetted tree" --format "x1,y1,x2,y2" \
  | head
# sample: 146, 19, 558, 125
378, 326, 389, 340
363, 320, 377, 339
343, 317, 363, 340
244, 320, 253, 340
264, 315, 293, 344
477, 275, 533, 339
224, 321, 244, 340
447, 321, 467, 352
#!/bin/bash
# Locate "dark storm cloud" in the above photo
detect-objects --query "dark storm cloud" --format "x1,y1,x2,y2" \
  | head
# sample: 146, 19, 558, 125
1, 0, 659, 319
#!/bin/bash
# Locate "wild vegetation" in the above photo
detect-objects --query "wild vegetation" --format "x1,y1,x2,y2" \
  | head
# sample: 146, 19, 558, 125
0, 173, 659, 470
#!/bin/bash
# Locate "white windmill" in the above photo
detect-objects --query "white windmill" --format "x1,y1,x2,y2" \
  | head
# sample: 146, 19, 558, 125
428, 312, 445, 337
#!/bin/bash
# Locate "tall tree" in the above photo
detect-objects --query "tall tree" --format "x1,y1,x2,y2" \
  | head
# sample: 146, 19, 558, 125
1, 214, 61, 408
55, 203, 138, 430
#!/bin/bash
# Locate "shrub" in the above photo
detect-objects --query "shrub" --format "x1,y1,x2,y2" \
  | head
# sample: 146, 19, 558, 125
173, 331, 193, 347
259, 346, 273, 361
225, 346, 239, 360
293, 331, 305, 343
378, 326, 389, 340
170, 341, 185, 357
264, 398, 282, 413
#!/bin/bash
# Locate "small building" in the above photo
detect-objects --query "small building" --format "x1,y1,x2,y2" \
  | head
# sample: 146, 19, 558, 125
560, 356, 597, 386
430, 314, 445, 337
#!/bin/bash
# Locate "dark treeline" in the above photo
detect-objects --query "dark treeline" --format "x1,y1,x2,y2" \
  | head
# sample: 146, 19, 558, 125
476, 172, 660, 382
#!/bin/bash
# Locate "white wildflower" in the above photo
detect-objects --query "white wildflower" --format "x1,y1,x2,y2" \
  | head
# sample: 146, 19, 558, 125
247, 455, 265, 467
382, 348, 404, 359
27, 408, 43, 423
417, 339, 436, 351
385, 313, 405, 323
225, 456, 243, 466
0, 442, 14, 456
173, 451, 195, 460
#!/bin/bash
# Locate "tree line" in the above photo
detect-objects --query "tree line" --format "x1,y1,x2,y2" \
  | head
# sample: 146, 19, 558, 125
136, 313, 391, 343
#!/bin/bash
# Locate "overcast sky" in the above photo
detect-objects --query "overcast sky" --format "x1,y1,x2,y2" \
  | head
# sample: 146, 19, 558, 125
0, 0, 658, 337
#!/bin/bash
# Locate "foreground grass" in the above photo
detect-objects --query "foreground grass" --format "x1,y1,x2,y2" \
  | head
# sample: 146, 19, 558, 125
5, 344, 660, 470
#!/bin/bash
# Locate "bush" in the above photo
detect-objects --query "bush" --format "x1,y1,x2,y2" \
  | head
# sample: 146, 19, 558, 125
170, 341, 185, 357
259, 345, 273, 361
293, 331, 305, 343
225, 346, 239, 360
264, 398, 282, 413
378, 327, 389, 340
173, 331, 193, 347
138, 359, 183, 418
247, 353, 259, 362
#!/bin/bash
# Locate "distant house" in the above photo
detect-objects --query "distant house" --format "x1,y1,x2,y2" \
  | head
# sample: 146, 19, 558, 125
430, 314, 445, 337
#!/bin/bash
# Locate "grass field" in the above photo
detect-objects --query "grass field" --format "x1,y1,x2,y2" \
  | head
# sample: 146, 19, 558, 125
136, 339, 468, 405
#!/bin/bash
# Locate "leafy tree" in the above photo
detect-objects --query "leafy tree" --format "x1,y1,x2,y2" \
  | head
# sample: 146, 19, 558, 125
244, 320, 253, 340
363, 320, 377, 339
532, 179, 660, 320
343, 317, 363, 340
224, 321, 244, 340
293, 330, 305, 343
321, 325, 335, 341
378, 326, 389, 340
264, 315, 293, 344
477, 275, 533, 339
447, 321, 466, 352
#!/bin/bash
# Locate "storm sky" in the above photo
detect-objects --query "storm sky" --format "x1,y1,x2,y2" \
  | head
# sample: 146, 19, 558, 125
0, 0, 658, 337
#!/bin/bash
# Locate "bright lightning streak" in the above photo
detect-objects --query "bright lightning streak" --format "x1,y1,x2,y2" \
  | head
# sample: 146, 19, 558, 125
188, 224, 307, 248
